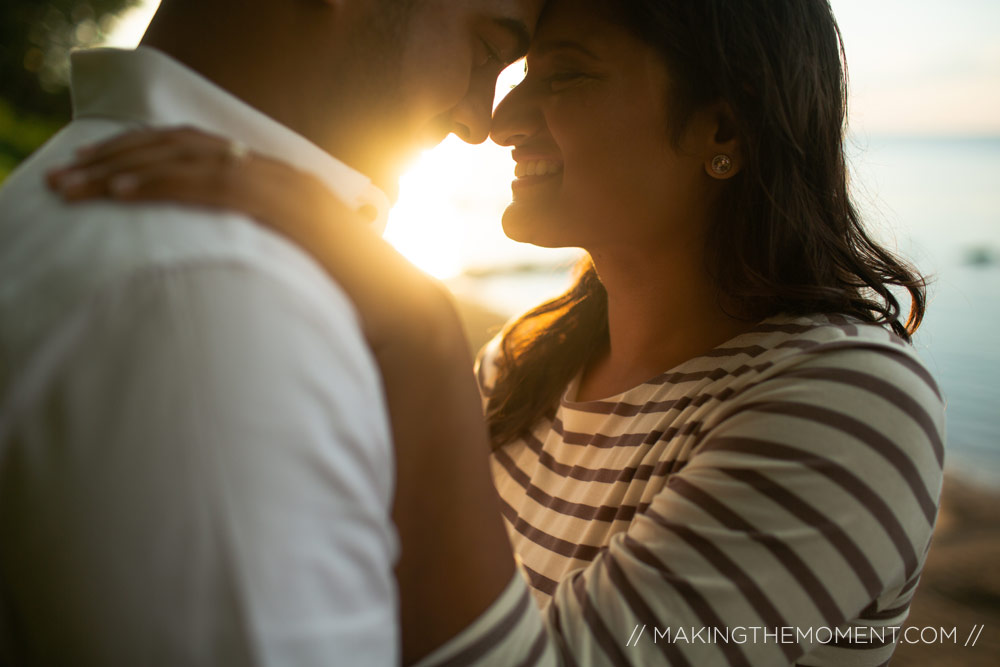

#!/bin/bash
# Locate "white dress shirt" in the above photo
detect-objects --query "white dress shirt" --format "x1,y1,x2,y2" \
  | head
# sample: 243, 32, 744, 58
0, 47, 399, 666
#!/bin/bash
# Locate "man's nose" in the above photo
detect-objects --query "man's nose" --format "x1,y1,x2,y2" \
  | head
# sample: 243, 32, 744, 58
449, 72, 496, 144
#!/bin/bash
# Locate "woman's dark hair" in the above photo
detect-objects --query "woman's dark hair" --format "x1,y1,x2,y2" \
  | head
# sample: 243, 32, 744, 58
485, 0, 927, 448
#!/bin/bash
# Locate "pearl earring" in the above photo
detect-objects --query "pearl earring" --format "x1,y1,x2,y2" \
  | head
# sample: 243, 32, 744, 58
711, 154, 733, 176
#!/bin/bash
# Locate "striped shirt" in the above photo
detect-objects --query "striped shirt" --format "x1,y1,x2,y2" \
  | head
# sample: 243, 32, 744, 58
456, 312, 945, 667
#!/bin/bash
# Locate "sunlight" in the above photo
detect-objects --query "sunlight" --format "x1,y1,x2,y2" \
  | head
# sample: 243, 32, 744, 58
384, 62, 531, 279
382, 145, 470, 280
103, 1, 159, 48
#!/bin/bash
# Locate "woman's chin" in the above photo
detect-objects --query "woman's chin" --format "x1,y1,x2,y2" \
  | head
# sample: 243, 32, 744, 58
501, 202, 577, 249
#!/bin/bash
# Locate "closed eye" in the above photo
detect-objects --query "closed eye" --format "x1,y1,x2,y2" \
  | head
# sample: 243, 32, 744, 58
482, 40, 503, 65
478, 39, 503, 69
546, 72, 587, 92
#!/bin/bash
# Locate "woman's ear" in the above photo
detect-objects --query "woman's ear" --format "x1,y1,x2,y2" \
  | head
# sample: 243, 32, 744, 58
702, 102, 742, 180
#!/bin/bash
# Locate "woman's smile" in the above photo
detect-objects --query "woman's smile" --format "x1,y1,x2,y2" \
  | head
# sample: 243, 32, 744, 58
490, 0, 706, 251
511, 153, 564, 198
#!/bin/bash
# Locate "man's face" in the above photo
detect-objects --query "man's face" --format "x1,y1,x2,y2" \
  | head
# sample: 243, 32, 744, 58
336, 0, 543, 197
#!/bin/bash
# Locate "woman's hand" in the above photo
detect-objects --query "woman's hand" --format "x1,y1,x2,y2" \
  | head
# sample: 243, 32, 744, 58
46, 126, 453, 354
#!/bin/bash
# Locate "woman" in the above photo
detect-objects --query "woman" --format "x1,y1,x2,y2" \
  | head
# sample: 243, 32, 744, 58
49, 0, 944, 665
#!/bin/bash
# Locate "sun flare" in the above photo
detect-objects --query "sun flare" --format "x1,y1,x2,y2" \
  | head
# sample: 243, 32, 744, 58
383, 63, 530, 280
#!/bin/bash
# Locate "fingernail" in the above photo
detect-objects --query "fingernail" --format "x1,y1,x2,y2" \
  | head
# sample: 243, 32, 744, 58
110, 174, 138, 194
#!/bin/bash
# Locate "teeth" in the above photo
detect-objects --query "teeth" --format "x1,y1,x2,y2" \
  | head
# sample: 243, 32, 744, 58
515, 159, 564, 179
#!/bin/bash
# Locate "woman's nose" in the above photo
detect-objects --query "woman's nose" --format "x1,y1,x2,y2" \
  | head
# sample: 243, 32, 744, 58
490, 82, 535, 147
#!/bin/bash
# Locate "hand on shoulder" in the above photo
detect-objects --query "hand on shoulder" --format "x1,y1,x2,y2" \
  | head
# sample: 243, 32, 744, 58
46, 126, 462, 355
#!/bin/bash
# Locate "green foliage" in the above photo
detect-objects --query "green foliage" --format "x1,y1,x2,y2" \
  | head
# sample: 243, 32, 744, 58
0, 0, 139, 183
0, 99, 64, 183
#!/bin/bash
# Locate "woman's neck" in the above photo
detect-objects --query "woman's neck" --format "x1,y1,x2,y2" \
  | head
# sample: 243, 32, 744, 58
575, 240, 757, 402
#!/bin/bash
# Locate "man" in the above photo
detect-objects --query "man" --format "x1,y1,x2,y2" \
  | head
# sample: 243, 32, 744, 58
0, 0, 545, 664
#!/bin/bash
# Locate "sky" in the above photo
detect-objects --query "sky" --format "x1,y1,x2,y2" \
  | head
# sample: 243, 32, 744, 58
831, 0, 1000, 136
105, 1, 1000, 278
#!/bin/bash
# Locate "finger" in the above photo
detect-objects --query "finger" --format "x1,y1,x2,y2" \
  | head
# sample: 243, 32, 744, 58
49, 130, 244, 200
47, 130, 167, 186
59, 126, 228, 173
69, 129, 168, 168
85, 160, 263, 216
49, 141, 218, 198
96, 155, 365, 238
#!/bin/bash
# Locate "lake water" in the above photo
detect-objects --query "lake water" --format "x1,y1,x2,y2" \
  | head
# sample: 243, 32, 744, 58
443, 136, 1000, 486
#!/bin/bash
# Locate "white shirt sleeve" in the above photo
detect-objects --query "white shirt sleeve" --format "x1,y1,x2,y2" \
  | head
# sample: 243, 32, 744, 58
0, 262, 398, 666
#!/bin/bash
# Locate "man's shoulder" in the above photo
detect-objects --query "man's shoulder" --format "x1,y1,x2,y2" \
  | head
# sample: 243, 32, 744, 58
0, 119, 363, 385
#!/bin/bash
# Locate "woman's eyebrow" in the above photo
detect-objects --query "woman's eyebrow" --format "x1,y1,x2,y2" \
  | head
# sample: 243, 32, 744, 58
493, 17, 533, 61
530, 39, 600, 60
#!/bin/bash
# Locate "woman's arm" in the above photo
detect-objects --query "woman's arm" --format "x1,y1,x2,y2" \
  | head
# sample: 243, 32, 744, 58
48, 128, 522, 664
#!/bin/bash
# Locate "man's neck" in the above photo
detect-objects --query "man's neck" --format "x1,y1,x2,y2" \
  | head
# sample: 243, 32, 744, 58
140, 7, 303, 138
140, 13, 399, 200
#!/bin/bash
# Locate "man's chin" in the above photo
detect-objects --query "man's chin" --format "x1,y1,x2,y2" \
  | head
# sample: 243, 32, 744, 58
369, 145, 431, 202
367, 120, 453, 200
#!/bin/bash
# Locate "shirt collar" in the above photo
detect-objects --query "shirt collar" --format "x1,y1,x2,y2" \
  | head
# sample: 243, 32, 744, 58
69, 46, 391, 235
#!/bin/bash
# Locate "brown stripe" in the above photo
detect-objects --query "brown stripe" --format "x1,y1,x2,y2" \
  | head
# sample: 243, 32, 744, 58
522, 431, 648, 482
546, 597, 581, 667
494, 446, 642, 522
623, 535, 753, 666
703, 344, 770, 358
647, 360, 777, 387
873, 344, 937, 386
776, 338, 821, 351
776, 366, 944, 468
429, 578, 533, 667
887, 331, 909, 347
498, 496, 603, 562
562, 387, 737, 417
513, 625, 551, 667
898, 572, 922, 596
667, 476, 844, 627
522, 430, 690, 483
718, 468, 883, 599
826, 313, 859, 337
571, 571, 632, 666
640, 507, 802, 663
521, 562, 559, 596
738, 400, 938, 525
601, 554, 698, 667
551, 416, 702, 449
699, 436, 920, 579
777, 340, 941, 400
753, 322, 815, 334
859, 600, 910, 621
